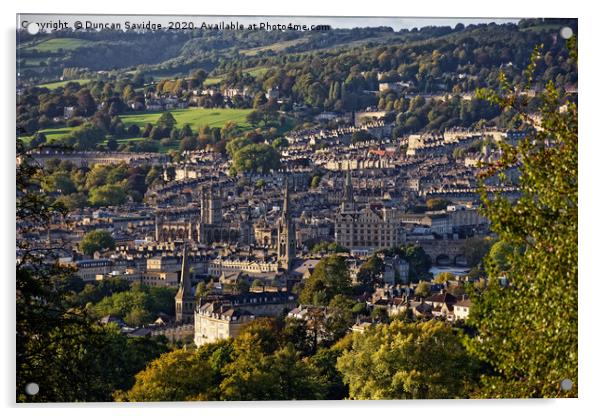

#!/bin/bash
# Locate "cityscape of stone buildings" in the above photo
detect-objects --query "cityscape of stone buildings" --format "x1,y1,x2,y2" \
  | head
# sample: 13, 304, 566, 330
18, 118, 529, 346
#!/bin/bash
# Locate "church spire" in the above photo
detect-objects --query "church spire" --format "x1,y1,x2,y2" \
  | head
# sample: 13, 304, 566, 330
342, 168, 355, 212
175, 243, 195, 323
344, 168, 353, 202
178, 243, 192, 294
282, 176, 290, 220
277, 176, 295, 271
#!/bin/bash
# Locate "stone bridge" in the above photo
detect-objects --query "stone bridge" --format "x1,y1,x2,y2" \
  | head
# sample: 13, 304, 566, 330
409, 239, 467, 266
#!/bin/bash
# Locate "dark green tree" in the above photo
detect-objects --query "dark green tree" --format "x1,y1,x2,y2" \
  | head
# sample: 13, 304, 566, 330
79, 229, 116, 256
300, 255, 352, 306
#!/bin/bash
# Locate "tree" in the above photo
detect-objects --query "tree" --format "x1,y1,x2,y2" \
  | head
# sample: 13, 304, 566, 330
89, 284, 176, 325
231, 143, 281, 174
325, 295, 356, 343
370, 306, 389, 323
467, 42, 578, 398
246, 110, 262, 127
88, 184, 128, 206
300, 255, 352, 306
106, 138, 118, 151
486, 240, 519, 275
56, 192, 88, 211
414, 281, 430, 298
310, 175, 321, 188
117, 345, 221, 401
195, 281, 210, 299
179, 136, 198, 152
426, 198, 452, 211
306, 343, 350, 400
434, 271, 454, 284
281, 317, 314, 356
383, 244, 431, 281
461, 235, 495, 267
310, 241, 349, 254
337, 320, 478, 399
62, 123, 106, 150
219, 320, 322, 400
156, 111, 177, 132
356, 255, 384, 289
79, 229, 115, 256
16, 142, 166, 402
41, 171, 76, 195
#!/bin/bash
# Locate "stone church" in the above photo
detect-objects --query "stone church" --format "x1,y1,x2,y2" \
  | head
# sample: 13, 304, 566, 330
154, 184, 244, 245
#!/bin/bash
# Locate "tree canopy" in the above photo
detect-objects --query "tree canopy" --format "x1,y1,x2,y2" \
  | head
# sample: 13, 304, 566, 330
79, 229, 115, 256
300, 255, 352, 306
337, 320, 479, 399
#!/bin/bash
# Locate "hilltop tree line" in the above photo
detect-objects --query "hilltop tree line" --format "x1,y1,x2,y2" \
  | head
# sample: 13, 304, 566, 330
18, 19, 577, 144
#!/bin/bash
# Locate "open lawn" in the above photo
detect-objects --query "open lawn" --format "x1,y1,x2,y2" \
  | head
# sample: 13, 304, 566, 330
23, 38, 95, 53
245, 67, 270, 78
203, 76, 223, 86
38, 79, 91, 90
180, 66, 270, 87
19, 126, 76, 143
119, 108, 254, 130
240, 38, 308, 56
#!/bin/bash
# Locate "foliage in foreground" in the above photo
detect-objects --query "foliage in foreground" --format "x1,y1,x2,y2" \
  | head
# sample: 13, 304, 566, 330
337, 320, 479, 399
468, 40, 578, 398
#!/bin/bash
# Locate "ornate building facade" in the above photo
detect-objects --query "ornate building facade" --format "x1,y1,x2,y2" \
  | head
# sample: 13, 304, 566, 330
334, 170, 406, 254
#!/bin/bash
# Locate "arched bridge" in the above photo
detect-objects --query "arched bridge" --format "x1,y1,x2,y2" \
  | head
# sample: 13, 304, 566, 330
410, 239, 468, 266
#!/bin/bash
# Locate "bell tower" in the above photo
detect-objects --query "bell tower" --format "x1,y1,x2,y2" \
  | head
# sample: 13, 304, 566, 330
277, 178, 296, 271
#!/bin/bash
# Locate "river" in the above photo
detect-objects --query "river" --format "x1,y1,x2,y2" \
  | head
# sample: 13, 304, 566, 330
428, 265, 471, 276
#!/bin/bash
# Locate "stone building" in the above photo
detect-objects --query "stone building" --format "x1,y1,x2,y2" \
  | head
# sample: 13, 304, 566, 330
194, 291, 297, 346
334, 169, 405, 254
155, 185, 240, 245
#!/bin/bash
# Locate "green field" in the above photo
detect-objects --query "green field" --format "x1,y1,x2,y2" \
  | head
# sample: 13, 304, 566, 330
245, 67, 270, 78
240, 38, 309, 56
24, 38, 94, 53
20, 126, 76, 143
120, 108, 253, 130
38, 79, 91, 90
203, 76, 223, 86
196, 66, 270, 86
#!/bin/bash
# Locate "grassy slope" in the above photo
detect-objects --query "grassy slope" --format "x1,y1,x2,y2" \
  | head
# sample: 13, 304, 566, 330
37, 79, 91, 90
23, 38, 95, 53
119, 107, 253, 130
203, 66, 270, 86
240, 38, 309, 56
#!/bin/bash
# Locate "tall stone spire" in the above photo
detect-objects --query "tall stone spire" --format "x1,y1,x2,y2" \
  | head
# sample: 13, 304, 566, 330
179, 244, 192, 293
342, 168, 355, 212
175, 243, 195, 323
277, 176, 295, 271
282, 176, 290, 220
